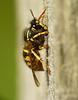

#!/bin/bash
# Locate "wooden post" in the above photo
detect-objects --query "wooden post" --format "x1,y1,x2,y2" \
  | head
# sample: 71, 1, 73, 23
55, 0, 78, 100
43, 0, 78, 100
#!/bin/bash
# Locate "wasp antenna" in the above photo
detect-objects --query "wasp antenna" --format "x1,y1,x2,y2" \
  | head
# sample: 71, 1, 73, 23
30, 9, 35, 19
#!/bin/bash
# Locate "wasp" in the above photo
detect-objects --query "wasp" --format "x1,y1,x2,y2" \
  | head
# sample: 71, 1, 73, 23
23, 9, 51, 87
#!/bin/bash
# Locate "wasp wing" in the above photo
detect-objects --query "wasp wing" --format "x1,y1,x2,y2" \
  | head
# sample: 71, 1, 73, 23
32, 70, 40, 87
27, 42, 40, 87
31, 50, 44, 71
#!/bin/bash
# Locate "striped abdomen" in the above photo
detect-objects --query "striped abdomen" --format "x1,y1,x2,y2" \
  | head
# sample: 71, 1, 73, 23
23, 46, 44, 71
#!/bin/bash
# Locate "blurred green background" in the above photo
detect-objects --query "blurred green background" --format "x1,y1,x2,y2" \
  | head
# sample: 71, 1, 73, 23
0, 0, 16, 100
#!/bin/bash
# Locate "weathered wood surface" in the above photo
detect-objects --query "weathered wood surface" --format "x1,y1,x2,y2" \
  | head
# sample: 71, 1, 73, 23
55, 0, 78, 100
45, 0, 78, 100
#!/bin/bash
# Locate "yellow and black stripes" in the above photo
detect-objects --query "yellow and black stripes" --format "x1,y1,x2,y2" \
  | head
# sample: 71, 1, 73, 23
25, 29, 34, 41
23, 49, 31, 67
33, 31, 49, 39
23, 47, 44, 71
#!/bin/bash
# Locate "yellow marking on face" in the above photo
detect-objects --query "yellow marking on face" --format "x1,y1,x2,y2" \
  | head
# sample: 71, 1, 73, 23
27, 62, 31, 66
27, 30, 29, 39
23, 49, 29, 53
25, 56, 30, 61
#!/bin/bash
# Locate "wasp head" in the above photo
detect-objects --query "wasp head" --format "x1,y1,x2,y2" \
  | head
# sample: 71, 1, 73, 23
30, 9, 48, 31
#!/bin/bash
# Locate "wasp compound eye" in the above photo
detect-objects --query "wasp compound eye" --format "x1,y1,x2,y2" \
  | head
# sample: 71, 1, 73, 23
31, 19, 36, 26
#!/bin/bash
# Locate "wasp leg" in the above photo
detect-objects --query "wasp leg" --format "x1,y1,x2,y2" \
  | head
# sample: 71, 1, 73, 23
38, 8, 46, 20
33, 31, 49, 39
39, 45, 49, 50
31, 49, 51, 75
27, 42, 40, 87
